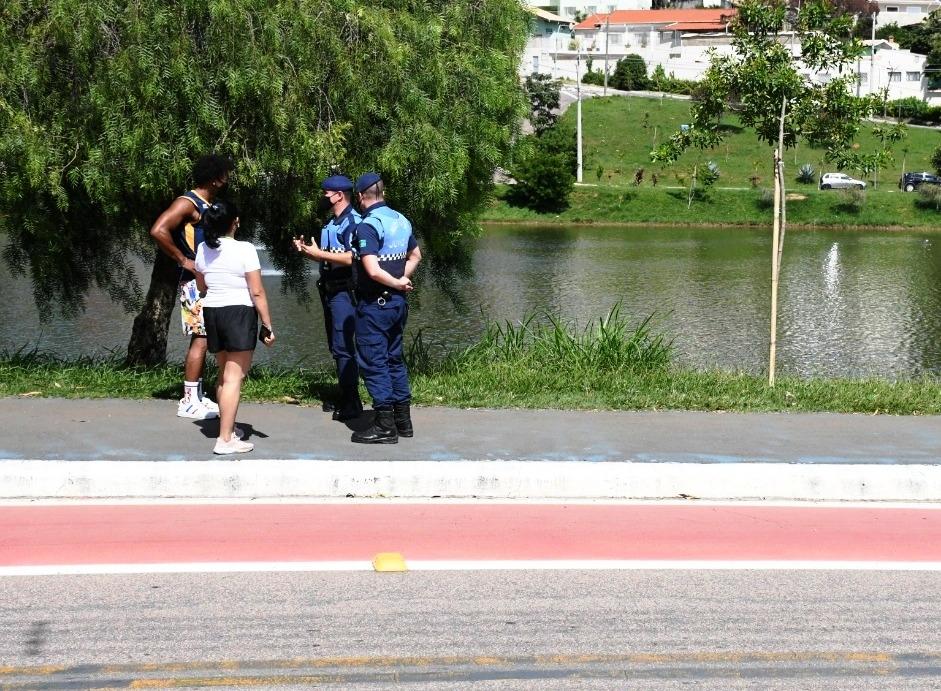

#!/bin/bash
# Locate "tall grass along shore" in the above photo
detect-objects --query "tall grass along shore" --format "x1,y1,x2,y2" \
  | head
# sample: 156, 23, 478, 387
3, 308, 939, 415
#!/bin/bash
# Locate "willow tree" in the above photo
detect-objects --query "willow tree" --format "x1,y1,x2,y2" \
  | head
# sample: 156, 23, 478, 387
652, 0, 878, 385
0, 0, 528, 364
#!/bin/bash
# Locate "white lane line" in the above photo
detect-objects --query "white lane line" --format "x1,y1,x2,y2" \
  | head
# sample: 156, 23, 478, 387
3, 559, 941, 576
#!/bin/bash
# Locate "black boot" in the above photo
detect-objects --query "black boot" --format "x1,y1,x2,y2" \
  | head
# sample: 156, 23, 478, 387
351, 409, 398, 444
332, 395, 363, 421
393, 402, 413, 438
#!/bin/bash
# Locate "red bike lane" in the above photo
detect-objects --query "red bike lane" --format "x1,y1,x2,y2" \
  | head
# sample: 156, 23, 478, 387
2, 502, 940, 569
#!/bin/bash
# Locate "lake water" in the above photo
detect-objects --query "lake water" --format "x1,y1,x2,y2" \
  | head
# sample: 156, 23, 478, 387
3, 224, 941, 379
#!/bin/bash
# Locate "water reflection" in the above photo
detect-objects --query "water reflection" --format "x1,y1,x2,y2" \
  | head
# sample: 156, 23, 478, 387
2, 224, 941, 379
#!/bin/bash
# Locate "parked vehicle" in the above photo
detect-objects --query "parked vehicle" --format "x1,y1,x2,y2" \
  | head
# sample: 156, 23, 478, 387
899, 171, 941, 192
819, 173, 866, 190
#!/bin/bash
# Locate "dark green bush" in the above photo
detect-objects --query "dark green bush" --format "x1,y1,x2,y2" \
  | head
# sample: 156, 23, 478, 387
610, 54, 649, 91
581, 70, 605, 86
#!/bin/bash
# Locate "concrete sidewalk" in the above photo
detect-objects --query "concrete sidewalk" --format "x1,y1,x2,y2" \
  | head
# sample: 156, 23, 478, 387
2, 398, 940, 501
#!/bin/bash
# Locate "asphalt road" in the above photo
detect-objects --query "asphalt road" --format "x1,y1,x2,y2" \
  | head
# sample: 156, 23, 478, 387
2, 570, 940, 689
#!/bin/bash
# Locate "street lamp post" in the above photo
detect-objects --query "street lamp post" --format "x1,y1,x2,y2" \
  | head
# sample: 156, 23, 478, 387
602, 14, 610, 97
870, 10, 878, 96
576, 41, 583, 183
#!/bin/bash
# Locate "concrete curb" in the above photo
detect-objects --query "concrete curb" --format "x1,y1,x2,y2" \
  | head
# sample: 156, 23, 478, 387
4, 459, 941, 501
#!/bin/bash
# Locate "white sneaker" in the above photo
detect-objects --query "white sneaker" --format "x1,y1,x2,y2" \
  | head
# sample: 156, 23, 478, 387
213, 437, 254, 455
201, 396, 219, 413
177, 398, 219, 420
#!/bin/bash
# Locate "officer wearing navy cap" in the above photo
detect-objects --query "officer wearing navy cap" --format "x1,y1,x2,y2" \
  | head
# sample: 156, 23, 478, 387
349, 172, 421, 444
292, 174, 363, 420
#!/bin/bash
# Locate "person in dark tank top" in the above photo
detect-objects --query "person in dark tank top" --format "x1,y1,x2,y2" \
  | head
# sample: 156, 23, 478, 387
148, 153, 234, 420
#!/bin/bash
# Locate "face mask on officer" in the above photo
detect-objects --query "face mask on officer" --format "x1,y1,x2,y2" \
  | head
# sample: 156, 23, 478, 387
318, 193, 334, 213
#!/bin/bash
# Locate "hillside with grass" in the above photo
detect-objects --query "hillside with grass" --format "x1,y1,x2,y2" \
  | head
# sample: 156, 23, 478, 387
484, 94, 941, 228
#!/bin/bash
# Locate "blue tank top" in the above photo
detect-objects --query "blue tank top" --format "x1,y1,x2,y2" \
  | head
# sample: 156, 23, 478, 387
319, 205, 361, 279
172, 191, 210, 282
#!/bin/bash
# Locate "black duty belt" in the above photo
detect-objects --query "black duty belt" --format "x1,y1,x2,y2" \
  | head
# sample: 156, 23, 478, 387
356, 289, 403, 305
320, 277, 353, 294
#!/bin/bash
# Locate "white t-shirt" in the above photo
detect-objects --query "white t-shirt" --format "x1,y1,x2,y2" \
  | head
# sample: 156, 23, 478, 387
194, 237, 261, 308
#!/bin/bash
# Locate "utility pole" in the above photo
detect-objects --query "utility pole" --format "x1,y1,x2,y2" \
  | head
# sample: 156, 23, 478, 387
870, 10, 878, 96
602, 14, 610, 97
576, 42, 583, 182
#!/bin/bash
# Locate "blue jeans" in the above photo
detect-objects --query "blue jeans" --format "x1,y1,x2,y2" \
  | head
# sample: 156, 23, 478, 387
355, 294, 410, 409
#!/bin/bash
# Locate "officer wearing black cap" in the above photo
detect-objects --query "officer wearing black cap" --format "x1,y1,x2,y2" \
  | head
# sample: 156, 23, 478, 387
349, 172, 421, 444
293, 174, 363, 420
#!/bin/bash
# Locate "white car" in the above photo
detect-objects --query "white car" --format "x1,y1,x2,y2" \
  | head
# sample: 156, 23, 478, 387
819, 173, 866, 190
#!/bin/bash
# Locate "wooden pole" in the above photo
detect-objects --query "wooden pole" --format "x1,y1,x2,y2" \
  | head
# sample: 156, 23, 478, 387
770, 148, 781, 387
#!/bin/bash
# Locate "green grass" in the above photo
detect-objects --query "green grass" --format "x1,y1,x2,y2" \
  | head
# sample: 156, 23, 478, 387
573, 95, 941, 188
4, 309, 940, 415
483, 185, 941, 229
485, 95, 941, 228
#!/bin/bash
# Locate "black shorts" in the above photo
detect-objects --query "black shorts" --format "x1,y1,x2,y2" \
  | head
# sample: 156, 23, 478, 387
203, 305, 258, 353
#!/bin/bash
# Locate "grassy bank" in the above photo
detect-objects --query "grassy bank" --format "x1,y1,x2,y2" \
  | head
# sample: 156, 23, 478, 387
571, 95, 941, 188
484, 94, 941, 228
483, 185, 941, 229
3, 309, 939, 415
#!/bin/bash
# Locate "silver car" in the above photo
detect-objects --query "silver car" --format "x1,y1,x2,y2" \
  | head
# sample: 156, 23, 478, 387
819, 172, 866, 190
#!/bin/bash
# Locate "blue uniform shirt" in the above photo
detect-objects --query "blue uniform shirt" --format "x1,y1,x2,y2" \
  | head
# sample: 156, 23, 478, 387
172, 191, 210, 282
320, 204, 361, 279
353, 202, 417, 294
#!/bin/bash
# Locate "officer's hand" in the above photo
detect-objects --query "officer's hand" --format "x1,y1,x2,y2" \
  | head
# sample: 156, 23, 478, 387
398, 277, 413, 292
292, 236, 307, 253
263, 331, 276, 347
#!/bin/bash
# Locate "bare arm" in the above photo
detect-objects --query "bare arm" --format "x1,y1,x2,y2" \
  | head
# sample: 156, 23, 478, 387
245, 270, 275, 345
292, 236, 352, 266
150, 198, 200, 273
361, 255, 412, 291
194, 270, 207, 294
404, 245, 421, 280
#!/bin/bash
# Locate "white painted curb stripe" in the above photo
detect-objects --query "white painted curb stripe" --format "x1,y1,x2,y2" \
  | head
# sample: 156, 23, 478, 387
3, 459, 941, 501
4, 560, 941, 577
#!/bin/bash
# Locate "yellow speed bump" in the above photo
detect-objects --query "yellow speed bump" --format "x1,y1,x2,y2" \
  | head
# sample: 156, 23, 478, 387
372, 552, 407, 572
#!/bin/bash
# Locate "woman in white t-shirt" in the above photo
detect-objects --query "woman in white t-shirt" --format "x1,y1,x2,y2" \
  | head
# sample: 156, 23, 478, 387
194, 200, 275, 454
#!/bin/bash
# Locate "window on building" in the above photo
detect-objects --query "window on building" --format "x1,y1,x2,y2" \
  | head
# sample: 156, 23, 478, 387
885, 5, 899, 10
532, 56, 540, 73
565, 7, 577, 17
907, 71, 922, 81
889, 71, 902, 82
545, 26, 555, 36
609, 33, 623, 45
907, 5, 923, 12
859, 72, 868, 83
587, 5, 597, 13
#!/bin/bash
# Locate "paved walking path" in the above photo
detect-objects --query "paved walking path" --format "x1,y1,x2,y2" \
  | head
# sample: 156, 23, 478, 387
1, 398, 939, 500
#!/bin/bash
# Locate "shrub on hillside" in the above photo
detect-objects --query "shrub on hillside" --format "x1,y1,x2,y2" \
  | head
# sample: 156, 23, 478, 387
916, 184, 941, 210
610, 54, 649, 91
581, 70, 605, 86
796, 164, 815, 184
507, 124, 576, 212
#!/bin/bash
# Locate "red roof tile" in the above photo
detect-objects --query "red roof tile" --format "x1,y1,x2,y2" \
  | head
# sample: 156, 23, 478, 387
574, 9, 736, 30
663, 21, 730, 31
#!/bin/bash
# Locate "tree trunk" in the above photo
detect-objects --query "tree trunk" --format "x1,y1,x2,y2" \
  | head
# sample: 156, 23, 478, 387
126, 251, 179, 366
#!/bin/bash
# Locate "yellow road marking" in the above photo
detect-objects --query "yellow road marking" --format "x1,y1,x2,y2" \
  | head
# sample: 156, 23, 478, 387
0, 651, 929, 678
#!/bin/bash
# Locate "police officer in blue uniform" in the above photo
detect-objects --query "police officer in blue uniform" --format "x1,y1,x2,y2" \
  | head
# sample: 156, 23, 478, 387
349, 172, 422, 444
293, 175, 363, 420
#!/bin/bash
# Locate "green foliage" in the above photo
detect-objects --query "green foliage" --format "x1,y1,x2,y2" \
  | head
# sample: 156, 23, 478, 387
651, 0, 873, 169
931, 144, 941, 175
454, 305, 672, 375
581, 69, 605, 86
524, 73, 562, 135
0, 0, 529, 317
797, 164, 816, 183
610, 54, 649, 91
916, 184, 941, 210
507, 143, 575, 213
